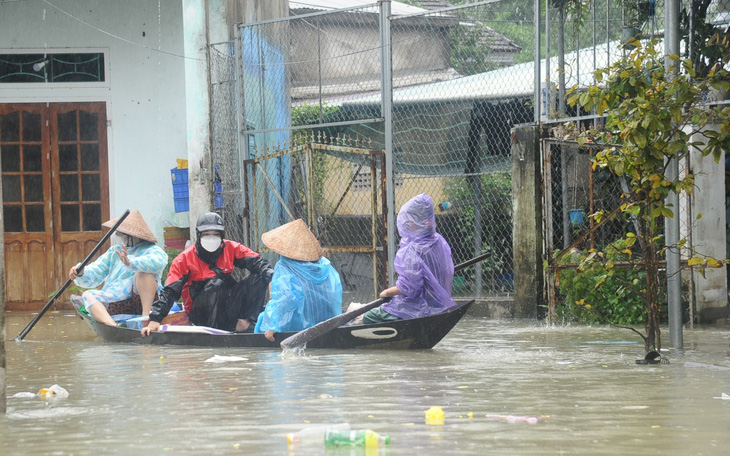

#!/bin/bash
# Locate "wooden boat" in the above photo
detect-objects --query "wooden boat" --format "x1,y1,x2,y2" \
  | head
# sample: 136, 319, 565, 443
74, 299, 474, 349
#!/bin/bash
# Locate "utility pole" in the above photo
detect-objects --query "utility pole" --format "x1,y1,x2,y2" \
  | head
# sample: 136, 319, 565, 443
664, 0, 682, 349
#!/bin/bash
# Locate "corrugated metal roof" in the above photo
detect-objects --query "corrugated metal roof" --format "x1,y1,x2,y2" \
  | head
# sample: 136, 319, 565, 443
289, 0, 424, 16
340, 41, 623, 106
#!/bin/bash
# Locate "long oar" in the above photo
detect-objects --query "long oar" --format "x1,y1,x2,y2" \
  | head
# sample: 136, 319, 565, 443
14, 209, 131, 341
280, 251, 492, 350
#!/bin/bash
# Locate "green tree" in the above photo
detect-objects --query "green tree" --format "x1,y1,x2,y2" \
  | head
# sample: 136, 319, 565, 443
557, 239, 650, 325
451, 0, 624, 65
449, 17, 500, 75
567, 40, 730, 351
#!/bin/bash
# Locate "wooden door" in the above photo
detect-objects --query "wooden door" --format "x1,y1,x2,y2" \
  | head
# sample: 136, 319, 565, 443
1, 104, 54, 310
1, 103, 109, 310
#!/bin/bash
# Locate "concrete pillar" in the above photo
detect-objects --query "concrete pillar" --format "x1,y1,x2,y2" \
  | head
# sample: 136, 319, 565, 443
512, 125, 543, 318
182, 0, 290, 234
182, 0, 213, 230
691, 128, 728, 324
238, 0, 288, 24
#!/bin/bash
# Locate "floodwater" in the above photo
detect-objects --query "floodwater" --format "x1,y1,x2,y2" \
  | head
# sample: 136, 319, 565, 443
2, 311, 730, 456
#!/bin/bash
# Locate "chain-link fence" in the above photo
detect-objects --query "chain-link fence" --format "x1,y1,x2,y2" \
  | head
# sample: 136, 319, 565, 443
210, 42, 247, 249
210, 1, 538, 305
209, 0, 730, 312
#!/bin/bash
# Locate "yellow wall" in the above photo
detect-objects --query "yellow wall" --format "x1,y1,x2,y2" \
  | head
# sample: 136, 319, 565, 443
321, 156, 447, 216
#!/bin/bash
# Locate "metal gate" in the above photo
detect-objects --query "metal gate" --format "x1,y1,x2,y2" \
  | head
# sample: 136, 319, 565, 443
243, 135, 388, 303
541, 138, 692, 324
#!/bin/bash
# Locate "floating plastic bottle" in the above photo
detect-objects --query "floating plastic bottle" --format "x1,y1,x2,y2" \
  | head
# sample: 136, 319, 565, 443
324, 429, 390, 447
38, 384, 69, 399
286, 423, 351, 446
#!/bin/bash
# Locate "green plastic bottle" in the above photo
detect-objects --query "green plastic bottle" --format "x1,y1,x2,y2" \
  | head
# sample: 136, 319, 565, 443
324, 429, 390, 447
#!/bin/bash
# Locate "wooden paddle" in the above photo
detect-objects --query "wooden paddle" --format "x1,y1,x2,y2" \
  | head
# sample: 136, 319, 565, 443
14, 209, 131, 341
280, 251, 492, 349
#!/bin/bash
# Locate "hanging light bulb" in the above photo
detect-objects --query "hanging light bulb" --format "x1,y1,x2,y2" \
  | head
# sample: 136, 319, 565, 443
33, 59, 49, 71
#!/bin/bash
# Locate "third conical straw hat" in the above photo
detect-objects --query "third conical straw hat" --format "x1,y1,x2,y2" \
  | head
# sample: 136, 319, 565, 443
261, 219, 322, 261
102, 209, 157, 243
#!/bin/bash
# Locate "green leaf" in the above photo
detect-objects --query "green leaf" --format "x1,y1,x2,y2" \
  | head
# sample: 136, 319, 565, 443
687, 257, 704, 267
633, 131, 647, 149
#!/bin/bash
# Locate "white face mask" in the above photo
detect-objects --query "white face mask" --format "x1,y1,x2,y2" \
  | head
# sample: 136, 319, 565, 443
113, 233, 134, 247
200, 235, 222, 252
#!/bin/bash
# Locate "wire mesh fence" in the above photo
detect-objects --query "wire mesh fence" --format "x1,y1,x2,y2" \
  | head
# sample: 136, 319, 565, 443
542, 138, 679, 324
209, 42, 247, 251
216, 1, 539, 304
208, 0, 730, 313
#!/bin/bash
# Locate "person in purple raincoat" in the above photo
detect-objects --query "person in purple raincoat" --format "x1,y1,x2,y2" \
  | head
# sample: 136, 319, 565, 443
362, 193, 456, 324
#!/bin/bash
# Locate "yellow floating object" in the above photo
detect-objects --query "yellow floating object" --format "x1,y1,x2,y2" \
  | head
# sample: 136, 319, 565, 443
425, 406, 445, 425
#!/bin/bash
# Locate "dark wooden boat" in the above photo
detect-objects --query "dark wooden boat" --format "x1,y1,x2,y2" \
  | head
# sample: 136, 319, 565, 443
74, 299, 474, 349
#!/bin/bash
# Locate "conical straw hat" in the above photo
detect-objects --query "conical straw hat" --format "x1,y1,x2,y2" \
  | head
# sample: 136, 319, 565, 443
262, 219, 322, 261
102, 210, 157, 244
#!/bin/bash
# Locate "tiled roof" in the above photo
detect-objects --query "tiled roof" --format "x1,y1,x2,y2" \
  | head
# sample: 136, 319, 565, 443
416, 0, 522, 53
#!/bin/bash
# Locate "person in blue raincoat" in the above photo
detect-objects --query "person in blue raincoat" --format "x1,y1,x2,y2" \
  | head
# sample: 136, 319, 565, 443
362, 193, 456, 324
254, 219, 342, 342
69, 210, 168, 326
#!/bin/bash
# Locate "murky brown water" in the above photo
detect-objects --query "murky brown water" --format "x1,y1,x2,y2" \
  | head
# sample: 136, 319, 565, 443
2, 310, 730, 455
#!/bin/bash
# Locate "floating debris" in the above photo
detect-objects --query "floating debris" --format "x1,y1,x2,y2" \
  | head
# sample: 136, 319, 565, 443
635, 350, 669, 365
485, 414, 541, 424
10, 392, 37, 399
425, 406, 445, 425
38, 384, 69, 399
204, 355, 248, 363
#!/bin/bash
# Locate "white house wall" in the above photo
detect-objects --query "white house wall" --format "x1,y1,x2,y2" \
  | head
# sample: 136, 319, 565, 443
0, 0, 189, 243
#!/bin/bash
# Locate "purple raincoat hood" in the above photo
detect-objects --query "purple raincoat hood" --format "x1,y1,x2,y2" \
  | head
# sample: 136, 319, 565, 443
396, 193, 436, 240
383, 194, 456, 319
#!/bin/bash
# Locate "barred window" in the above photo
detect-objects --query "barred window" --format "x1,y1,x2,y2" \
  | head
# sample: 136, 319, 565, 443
352, 164, 403, 192
0, 53, 105, 83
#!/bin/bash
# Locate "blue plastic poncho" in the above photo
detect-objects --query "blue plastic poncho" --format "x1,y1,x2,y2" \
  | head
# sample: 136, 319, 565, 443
382, 194, 456, 319
73, 242, 168, 311
254, 256, 343, 334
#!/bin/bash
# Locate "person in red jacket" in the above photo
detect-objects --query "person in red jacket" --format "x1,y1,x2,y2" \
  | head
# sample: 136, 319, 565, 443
141, 212, 273, 335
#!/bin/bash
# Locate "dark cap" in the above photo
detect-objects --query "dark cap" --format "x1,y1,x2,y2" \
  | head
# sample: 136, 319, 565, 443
196, 212, 224, 234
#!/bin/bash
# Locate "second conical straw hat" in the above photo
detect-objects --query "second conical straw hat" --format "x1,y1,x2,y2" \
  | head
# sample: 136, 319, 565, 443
261, 219, 322, 261
102, 209, 157, 244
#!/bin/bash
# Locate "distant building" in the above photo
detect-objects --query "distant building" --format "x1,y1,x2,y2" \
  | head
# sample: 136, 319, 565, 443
288, 0, 521, 104
415, 0, 522, 67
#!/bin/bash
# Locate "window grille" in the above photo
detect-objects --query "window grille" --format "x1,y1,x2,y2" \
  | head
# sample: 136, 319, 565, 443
0, 53, 105, 83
